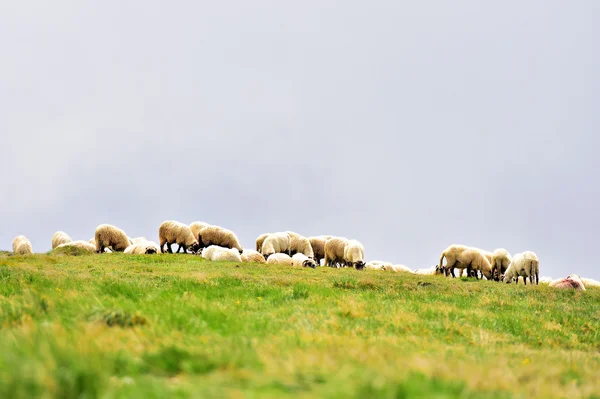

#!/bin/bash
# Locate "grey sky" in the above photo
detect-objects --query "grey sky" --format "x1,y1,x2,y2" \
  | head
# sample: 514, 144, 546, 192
1, 1, 598, 278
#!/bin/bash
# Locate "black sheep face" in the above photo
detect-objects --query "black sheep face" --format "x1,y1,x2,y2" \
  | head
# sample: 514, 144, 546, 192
145, 247, 157, 255
354, 261, 366, 270
189, 242, 200, 254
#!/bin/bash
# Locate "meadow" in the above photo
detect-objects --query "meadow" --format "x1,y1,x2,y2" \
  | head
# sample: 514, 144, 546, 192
1, 252, 599, 398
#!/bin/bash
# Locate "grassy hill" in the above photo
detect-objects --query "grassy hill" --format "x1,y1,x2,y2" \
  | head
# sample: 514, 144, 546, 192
1, 253, 599, 398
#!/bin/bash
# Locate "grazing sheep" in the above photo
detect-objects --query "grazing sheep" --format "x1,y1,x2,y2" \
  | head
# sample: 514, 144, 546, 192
124, 241, 161, 255
309, 236, 328, 266
439, 245, 492, 279
324, 237, 349, 267
197, 225, 242, 253
289, 234, 315, 259
266, 253, 293, 266
549, 275, 586, 290
201, 245, 242, 262
261, 232, 291, 258
255, 233, 270, 252
12, 236, 33, 255
55, 240, 97, 253
292, 253, 317, 268
343, 240, 365, 269
241, 249, 267, 264
502, 251, 539, 285
491, 248, 512, 281
158, 221, 199, 254
580, 277, 600, 288
190, 221, 210, 243
51, 231, 72, 249
94, 224, 131, 253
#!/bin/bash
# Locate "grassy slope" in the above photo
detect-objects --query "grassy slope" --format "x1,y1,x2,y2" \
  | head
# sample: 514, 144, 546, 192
0, 253, 599, 399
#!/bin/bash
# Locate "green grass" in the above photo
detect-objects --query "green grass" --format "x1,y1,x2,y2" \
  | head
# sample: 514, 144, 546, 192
0, 253, 599, 398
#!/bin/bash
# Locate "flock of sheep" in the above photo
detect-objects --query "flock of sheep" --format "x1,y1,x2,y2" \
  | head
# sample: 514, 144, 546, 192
8, 221, 599, 291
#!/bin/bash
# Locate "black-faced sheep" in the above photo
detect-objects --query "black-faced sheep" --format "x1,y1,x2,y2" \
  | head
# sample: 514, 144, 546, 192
158, 221, 199, 254
197, 225, 242, 253
292, 253, 317, 268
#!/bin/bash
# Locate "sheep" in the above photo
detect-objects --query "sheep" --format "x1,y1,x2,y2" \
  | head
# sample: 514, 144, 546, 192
241, 249, 267, 264
261, 232, 291, 258
158, 221, 199, 254
414, 266, 444, 275
309, 236, 328, 266
94, 224, 131, 253
12, 236, 33, 255
343, 240, 365, 269
502, 251, 539, 285
365, 260, 392, 271
549, 275, 586, 290
266, 253, 293, 266
190, 221, 210, 243
255, 233, 270, 252
51, 231, 72, 249
324, 237, 349, 267
439, 245, 492, 279
197, 225, 243, 253
124, 241, 161, 255
292, 253, 317, 268
201, 245, 242, 262
491, 248, 512, 281
580, 277, 600, 288
289, 233, 315, 259
55, 240, 97, 253
390, 264, 413, 273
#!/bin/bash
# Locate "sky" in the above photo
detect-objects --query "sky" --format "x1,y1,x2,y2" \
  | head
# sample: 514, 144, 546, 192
1, 1, 598, 279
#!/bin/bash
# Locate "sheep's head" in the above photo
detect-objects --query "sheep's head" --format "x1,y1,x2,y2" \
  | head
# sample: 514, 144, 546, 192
303, 259, 317, 268
238, 248, 243, 254
354, 261, 366, 270
482, 269, 493, 280
434, 265, 445, 275
145, 247, 157, 255
189, 241, 200, 254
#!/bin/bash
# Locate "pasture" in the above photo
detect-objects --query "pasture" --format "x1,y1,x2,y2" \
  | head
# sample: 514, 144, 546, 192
1, 253, 599, 398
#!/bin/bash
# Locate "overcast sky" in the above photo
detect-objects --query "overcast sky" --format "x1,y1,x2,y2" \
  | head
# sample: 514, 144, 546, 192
1, 1, 598, 278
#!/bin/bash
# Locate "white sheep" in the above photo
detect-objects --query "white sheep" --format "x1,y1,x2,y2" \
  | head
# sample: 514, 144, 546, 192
261, 232, 291, 258
365, 260, 392, 271
12, 236, 33, 255
266, 253, 293, 266
502, 251, 539, 285
158, 221, 199, 254
439, 245, 492, 279
124, 241, 161, 255
413, 266, 442, 275
94, 224, 131, 253
580, 277, 600, 288
197, 225, 242, 253
201, 245, 242, 262
255, 233, 270, 252
390, 264, 413, 273
549, 274, 585, 290
292, 253, 317, 268
289, 233, 315, 259
491, 248, 512, 281
343, 240, 365, 269
55, 240, 97, 253
189, 221, 210, 243
241, 249, 267, 264
324, 237, 349, 268
51, 231, 72, 249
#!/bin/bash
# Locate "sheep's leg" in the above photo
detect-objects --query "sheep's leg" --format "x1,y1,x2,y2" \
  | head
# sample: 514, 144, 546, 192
536, 272, 539, 285
176, 244, 182, 254
523, 277, 527, 285
167, 243, 173, 254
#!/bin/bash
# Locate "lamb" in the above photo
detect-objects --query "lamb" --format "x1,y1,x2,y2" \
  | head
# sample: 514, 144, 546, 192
255, 233, 270, 252
502, 251, 539, 285
324, 237, 349, 267
439, 245, 493, 279
261, 232, 291, 258
124, 241, 161, 255
266, 253, 293, 266
309, 236, 328, 266
94, 224, 131, 253
241, 249, 267, 264
549, 274, 586, 290
189, 221, 210, 243
289, 233, 315, 259
197, 225, 242, 253
201, 245, 242, 262
343, 240, 365, 269
12, 236, 33, 255
292, 253, 317, 268
158, 221, 200, 254
491, 248, 512, 281
51, 231, 72, 249
55, 240, 97, 253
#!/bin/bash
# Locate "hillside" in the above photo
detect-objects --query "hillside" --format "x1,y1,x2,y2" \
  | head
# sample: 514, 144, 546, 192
1, 253, 599, 398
